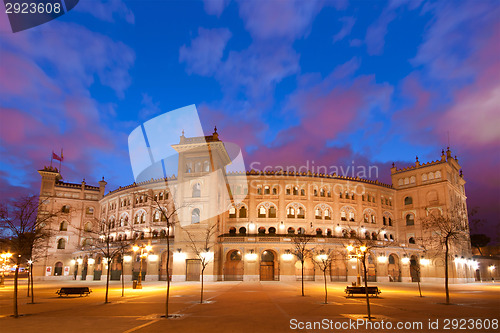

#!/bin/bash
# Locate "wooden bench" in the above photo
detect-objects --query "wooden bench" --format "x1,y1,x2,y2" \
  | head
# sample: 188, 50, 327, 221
56, 287, 92, 297
344, 286, 381, 297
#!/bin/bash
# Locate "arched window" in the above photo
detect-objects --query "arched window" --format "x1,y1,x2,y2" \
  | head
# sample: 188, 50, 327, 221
239, 206, 247, 218
152, 230, 158, 238
287, 227, 295, 234
203, 161, 210, 172
86, 207, 94, 215
229, 207, 236, 218
293, 186, 299, 195
229, 227, 236, 235
297, 207, 305, 219
435, 171, 441, 178
297, 227, 305, 234
315, 208, 322, 219
258, 206, 266, 218
406, 213, 415, 226
388, 218, 393, 226
192, 183, 201, 197
186, 162, 192, 173
61, 205, 70, 213
239, 227, 246, 234
268, 206, 276, 218
428, 172, 434, 180
410, 176, 416, 184
59, 221, 68, 231
324, 209, 331, 220
383, 217, 387, 225
326, 229, 332, 236
341, 211, 347, 221
287, 207, 295, 218
191, 209, 200, 224
257, 187, 262, 195
349, 211, 355, 222
316, 228, 322, 236
258, 227, 266, 234
404, 196, 413, 205
84, 222, 92, 232
408, 237, 415, 244
264, 186, 270, 195
320, 189, 325, 197
195, 162, 201, 172
160, 230, 167, 238
272, 187, 278, 195
268, 227, 276, 234
398, 179, 403, 186
140, 232, 144, 240
314, 189, 318, 196
57, 238, 66, 249
371, 232, 377, 240
300, 189, 306, 196
422, 173, 427, 181
389, 234, 394, 241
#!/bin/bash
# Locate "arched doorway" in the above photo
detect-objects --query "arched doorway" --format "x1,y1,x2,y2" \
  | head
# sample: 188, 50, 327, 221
260, 250, 278, 281
410, 255, 420, 282
388, 254, 401, 282
329, 254, 348, 282
81, 257, 88, 280
224, 250, 243, 281
111, 255, 122, 281
363, 253, 376, 282
159, 251, 173, 281
54, 262, 63, 276
93, 256, 102, 280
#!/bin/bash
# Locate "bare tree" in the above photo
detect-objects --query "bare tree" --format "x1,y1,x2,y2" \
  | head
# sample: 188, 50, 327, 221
0, 195, 56, 317
291, 233, 313, 296
147, 193, 186, 318
344, 226, 389, 320
79, 216, 136, 304
422, 207, 469, 305
311, 247, 338, 304
183, 223, 218, 304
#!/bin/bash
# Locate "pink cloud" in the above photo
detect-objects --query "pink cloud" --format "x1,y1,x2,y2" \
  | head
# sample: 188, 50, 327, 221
75, 0, 135, 24
203, 0, 230, 17
179, 28, 232, 76
237, 0, 325, 40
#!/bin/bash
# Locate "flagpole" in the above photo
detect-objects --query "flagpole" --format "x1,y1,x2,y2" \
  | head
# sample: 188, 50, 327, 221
59, 148, 63, 173
50, 150, 53, 168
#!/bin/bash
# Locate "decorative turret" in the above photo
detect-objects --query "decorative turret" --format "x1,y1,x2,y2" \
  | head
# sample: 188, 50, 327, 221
212, 126, 219, 140
98, 177, 107, 199
415, 156, 420, 167
441, 149, 446, 162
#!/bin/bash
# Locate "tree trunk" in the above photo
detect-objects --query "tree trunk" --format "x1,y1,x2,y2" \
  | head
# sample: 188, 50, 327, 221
200, 266, 205, 304
30, 262, 34, 304
105, 259, 111, 303
14, 264, 19, 318
26, 268, 30, 297
445, 238, 450, 304
323, 269, 328, 304
362, 254, 372, 320
165, 224, 171, 318
301, 260, 305, 296
417, 269, 422, 297
121, 257, 125, 297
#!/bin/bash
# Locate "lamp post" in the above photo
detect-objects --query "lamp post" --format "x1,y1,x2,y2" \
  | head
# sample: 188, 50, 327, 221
347, 244, 365, 286
133, 244, 152, 289
0, 252, 13, 287
346, 244, 374, 320
489, 265, 495, 282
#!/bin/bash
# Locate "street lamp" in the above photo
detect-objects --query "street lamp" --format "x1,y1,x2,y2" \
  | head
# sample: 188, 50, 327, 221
346, 244, 367, 286
1, 252, 13, 287
133, 244, 152, 289
489, 265, 495, 282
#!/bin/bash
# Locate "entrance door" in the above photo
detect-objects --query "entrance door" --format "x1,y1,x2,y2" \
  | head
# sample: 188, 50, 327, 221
260, 262, 274, 281
54, 262, 63, 276
224, 250, 243, 281
186, 259, 201, 281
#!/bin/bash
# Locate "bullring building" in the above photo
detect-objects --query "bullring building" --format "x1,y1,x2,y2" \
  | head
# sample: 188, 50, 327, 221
34, 128, 477, 284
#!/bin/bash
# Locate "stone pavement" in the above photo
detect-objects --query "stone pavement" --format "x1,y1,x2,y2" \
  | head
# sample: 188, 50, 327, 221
0, 279, 499, 332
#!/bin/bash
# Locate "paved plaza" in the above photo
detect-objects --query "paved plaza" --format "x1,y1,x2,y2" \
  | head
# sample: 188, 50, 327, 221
0, 279, 499, 332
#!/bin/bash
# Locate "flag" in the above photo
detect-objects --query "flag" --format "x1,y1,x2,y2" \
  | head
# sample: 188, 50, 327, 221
52, 152, 63, 162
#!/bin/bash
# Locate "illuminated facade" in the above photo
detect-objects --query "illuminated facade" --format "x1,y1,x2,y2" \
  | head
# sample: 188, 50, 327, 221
35, 130, 479, 283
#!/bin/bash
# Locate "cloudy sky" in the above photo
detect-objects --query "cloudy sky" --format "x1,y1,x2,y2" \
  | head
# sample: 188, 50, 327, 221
0, 0, 498, 239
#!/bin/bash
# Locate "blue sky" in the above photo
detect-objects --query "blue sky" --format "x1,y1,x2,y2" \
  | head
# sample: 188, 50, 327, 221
0, 0, 499, 238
